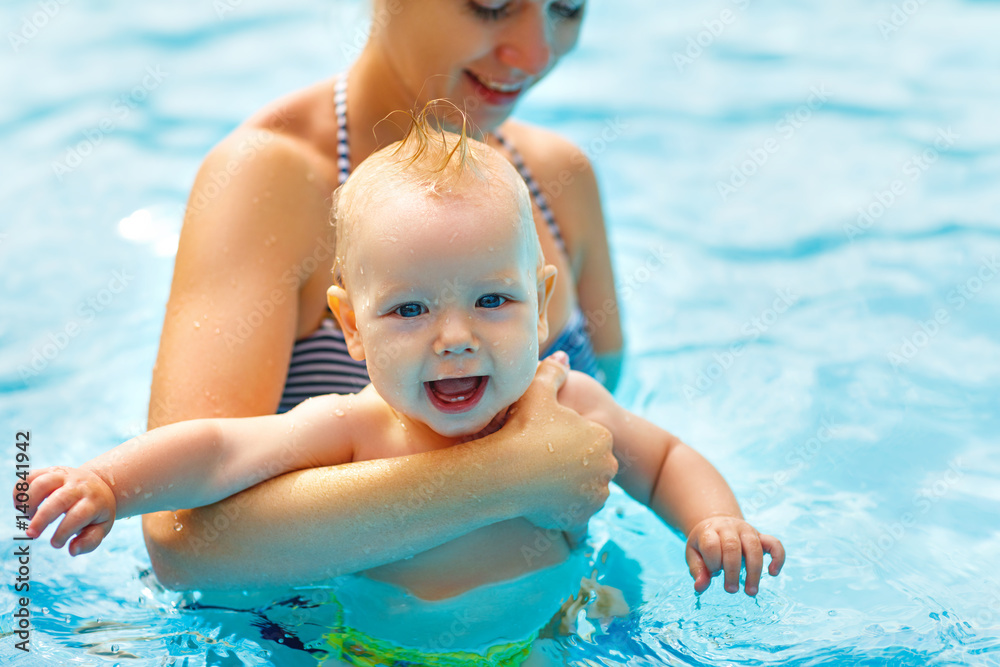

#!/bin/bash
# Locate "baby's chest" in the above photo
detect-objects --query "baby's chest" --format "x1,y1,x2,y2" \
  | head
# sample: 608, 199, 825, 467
363, 518, 571, 601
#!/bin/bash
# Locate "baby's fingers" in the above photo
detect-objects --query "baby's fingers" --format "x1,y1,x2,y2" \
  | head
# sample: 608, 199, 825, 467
15, 468, 64, 517
685, 543, 711, 594
49, 500, 102, 550
719, 526, 743, 594
25, 484, 77, 539
67, 522, 111, 556
760, 533, 786, 576
741, 529, 764, 596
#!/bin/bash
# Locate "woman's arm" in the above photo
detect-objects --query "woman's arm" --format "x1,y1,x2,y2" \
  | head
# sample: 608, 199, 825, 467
144, 357, 617, 589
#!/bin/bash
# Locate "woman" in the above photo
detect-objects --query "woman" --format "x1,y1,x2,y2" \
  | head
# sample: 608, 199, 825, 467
143, 0, 623, 589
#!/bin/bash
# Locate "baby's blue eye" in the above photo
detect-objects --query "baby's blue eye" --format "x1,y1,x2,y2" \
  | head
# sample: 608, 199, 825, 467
394, 303, 426, 318
477, 294, 507, 309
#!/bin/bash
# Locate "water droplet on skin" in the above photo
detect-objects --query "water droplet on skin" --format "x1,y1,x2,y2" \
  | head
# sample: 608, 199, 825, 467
144, 492, 153, 499
547, 442, 554, 453
134, 486, 141, 494
214, 328, 220, 334
582, 459, 590, 466
193, 321, 200, 328
334, 409, 345, 417
107, 471, 115, 486
174, 523, 184, 531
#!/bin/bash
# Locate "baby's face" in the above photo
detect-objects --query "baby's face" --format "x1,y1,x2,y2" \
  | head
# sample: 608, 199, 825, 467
333, 181, 553, 438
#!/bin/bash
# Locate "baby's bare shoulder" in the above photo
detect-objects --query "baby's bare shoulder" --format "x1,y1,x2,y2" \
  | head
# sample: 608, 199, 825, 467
557, 370, 618, 425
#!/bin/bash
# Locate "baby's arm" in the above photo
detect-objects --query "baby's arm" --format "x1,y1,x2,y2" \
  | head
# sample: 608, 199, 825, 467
559, 372, 785, 596
17, 393, 357, 555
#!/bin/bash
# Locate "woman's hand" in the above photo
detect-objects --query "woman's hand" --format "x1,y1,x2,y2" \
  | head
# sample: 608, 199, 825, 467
18, 467, 116, 555
500, 352, 617, 536
685, 515, 785, 596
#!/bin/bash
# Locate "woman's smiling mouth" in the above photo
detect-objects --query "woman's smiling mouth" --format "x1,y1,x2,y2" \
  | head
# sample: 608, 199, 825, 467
425, 376, 489, 413
464, 71, 527, 105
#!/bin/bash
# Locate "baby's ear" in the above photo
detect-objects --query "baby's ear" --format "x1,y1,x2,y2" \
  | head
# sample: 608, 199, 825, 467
328, 285, 366, 361
536, 264, 558, 344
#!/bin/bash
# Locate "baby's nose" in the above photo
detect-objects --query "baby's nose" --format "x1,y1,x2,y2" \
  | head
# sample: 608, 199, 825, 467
433, 317, 479, 356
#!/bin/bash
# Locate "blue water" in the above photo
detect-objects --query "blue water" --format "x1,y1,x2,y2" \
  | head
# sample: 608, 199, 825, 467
3, 0, 1000, 664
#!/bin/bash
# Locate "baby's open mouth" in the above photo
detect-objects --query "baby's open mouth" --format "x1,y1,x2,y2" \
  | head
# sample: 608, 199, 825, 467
425, 376, 488, 414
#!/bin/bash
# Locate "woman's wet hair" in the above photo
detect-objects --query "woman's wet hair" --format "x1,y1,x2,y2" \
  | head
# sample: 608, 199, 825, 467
331, 102, 536, 289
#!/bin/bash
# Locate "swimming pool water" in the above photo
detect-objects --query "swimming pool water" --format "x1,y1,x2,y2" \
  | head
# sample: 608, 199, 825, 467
2, 0, 999, 664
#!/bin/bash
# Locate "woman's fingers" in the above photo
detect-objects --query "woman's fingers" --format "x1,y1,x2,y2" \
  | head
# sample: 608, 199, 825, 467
534, 352, 572, 399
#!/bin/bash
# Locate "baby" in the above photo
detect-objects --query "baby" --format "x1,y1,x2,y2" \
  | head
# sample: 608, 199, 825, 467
19, 113, 783, 657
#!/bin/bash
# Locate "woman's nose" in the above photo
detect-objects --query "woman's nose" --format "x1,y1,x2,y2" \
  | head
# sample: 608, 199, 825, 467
433, 316, 480, 356
497, 7, 553, 76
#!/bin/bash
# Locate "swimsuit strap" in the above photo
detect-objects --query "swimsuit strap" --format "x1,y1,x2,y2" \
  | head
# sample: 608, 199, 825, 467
334, 74, 350, 186
494, 130, 567, 254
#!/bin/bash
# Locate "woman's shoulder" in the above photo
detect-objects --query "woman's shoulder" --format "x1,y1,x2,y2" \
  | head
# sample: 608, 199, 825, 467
499, 119, 604, 261
498, 119, 596, 182
202, 77, 342, 185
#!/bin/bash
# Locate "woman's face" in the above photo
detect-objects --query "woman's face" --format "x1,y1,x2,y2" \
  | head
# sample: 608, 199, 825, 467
371, 0, 585, 131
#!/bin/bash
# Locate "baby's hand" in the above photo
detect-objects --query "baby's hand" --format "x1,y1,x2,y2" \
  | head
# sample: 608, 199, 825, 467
685, 516, 784, 596
15, 467, 116, 556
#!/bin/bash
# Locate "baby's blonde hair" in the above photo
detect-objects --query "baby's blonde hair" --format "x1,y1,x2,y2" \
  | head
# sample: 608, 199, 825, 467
331, 104, 538, 288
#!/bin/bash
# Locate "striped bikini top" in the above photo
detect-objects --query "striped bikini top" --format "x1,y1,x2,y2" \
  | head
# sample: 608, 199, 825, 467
278, 76, 598, 413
